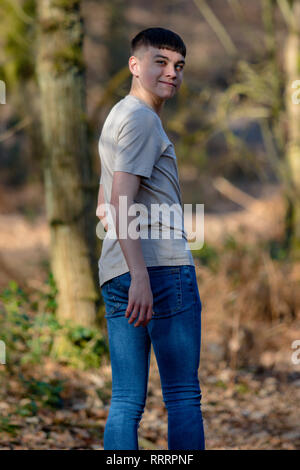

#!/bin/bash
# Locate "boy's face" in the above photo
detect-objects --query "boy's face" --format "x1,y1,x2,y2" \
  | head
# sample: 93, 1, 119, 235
129, 46, 185, 99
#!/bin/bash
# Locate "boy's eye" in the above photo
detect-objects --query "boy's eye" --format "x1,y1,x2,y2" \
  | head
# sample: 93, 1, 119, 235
156, 61, 183, 71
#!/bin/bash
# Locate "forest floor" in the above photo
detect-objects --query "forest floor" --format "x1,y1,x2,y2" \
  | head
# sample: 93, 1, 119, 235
0, 179, 299, 450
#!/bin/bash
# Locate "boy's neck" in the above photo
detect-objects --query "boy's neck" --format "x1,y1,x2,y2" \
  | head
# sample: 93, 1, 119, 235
128, 89, 165, 117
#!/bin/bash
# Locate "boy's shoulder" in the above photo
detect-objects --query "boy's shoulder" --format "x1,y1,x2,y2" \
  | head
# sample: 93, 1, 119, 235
101, 95, 162, 141
108, 95, 160, 124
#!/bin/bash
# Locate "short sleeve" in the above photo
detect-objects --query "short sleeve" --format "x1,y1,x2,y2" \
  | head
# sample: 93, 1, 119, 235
114, 110, 163, 179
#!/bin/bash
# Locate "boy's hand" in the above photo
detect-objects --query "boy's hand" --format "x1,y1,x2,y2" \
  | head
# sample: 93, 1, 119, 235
125, 273, 154, 327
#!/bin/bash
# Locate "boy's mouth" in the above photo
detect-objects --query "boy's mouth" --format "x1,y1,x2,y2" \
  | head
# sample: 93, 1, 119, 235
159, 81, 176, 87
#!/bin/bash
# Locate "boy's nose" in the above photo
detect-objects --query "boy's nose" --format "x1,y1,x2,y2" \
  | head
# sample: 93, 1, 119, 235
165, 64, 177, 77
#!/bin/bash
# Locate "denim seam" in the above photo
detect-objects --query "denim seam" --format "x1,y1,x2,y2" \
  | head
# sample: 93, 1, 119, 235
184, 266, 198, 305
105, 280, 123, 315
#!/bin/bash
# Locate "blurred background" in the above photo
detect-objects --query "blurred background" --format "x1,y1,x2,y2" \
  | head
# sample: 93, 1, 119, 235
0, 0, 299, 450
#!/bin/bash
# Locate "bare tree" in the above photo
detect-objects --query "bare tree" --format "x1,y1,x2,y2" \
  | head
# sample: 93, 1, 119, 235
36, 0, 97, 326
282, 0, 300, 256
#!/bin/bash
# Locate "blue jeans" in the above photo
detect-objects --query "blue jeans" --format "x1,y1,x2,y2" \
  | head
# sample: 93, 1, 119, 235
100, 265, 205, 450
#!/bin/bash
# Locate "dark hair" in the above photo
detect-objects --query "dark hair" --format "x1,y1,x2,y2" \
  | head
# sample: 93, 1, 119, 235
130, 27, 186, 58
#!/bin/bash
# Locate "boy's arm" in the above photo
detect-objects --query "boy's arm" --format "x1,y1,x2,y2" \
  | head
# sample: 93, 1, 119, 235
110, 170, 148, 280
110, 170, 154, 327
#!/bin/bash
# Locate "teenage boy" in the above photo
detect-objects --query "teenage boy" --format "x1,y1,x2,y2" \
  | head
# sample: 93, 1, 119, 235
96, 27, 205, 450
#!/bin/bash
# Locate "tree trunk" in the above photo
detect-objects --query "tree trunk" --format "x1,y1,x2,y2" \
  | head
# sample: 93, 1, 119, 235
36, 0, 97, 326
284, 0, 300, 258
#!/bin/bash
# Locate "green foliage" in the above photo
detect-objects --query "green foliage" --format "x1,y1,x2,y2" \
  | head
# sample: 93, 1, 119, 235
216, 58, 285, 177
0, 416, 21, 436
268, 239, 289, 261
0, 0, 37, 87
232, 60, 282, 114
0, 275, 109, 371
19, 375, 65, 409
235, 382, 250, 394
215, 380, 227, 389
222, 235, 257, 287
52, 0, 80, 10
51, 321, 109, 370
223, 234, 238, 251
52, 44, 85, 74
15, 399, 38, 417
42, 272, 58, 313
0, 278, 60, 366
223, 234, 253, 257
193, 242, 220, 272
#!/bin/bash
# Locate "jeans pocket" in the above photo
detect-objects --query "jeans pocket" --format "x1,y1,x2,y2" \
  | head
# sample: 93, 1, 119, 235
148, 267, 182, 318
102, 268, 183, 319
101, 279, 124, 318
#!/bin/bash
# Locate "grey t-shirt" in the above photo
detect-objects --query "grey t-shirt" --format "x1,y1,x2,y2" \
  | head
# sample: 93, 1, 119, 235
98, 94, 194, 287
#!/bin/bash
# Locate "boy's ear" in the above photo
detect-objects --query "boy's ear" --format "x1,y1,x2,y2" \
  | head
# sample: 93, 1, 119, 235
128, 56, 139, 77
